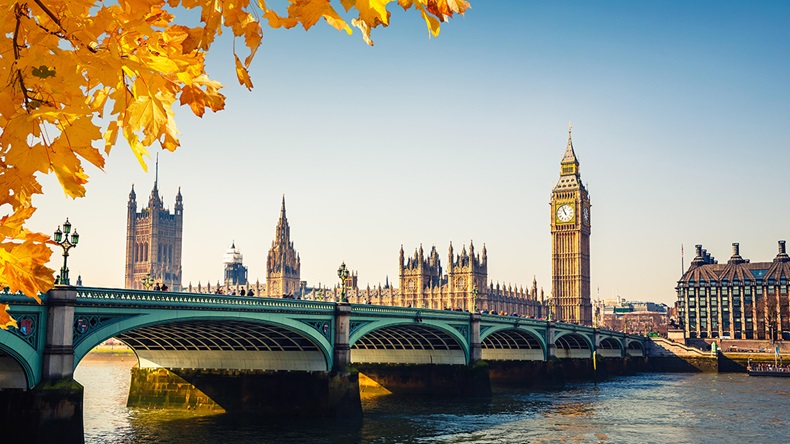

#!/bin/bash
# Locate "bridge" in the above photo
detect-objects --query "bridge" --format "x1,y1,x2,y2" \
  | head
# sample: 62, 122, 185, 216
0, 285, 646, 441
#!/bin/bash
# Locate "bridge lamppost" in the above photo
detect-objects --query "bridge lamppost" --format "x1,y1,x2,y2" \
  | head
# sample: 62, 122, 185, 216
53, 218, 79, 285
141, 273, 154, 290
547, 296, 554, 322
337, 262, 350, 303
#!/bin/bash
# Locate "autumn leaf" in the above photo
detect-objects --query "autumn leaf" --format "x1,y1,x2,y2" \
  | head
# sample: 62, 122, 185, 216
0, 206, 53, 303
235, 55, 254, 90
1, 304, 16, 330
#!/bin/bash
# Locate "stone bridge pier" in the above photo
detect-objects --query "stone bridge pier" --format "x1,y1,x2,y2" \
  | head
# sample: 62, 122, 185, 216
127, 302, 362, 419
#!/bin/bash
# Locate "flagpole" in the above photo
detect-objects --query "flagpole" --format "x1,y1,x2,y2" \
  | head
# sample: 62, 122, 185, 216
681, 243, 685, 275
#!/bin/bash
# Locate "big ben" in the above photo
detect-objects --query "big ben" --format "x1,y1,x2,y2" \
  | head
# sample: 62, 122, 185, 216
550, 123, 592, 326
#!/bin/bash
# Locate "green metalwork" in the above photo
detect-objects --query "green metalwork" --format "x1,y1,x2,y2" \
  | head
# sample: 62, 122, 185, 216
73, 314, 139, 348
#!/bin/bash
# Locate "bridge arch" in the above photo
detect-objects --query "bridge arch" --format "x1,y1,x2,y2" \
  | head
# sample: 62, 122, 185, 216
349, 320, 469, 365
72, 312, 334, 372
553, 332, 593, 359
625, 339, 645, 357
596, 337, 624, 358
480, 326, 546, 361
0, 331, 37, 389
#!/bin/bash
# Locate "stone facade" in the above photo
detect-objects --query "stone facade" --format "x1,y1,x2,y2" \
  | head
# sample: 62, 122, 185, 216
266, 196, 301, 297
676, 242, 790, 340
125, 174, 183, 290
550, 124, 592, 325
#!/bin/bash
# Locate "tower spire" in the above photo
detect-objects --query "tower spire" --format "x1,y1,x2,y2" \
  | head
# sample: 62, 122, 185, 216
562, 122, 578, 165
155, 153, 159, 188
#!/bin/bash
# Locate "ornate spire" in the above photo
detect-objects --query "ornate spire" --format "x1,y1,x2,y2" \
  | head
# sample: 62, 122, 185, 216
129, 184, 136, 200
561, 122, 579, 166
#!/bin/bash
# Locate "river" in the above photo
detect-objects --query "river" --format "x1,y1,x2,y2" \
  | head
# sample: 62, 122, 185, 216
74, 354, 789, 443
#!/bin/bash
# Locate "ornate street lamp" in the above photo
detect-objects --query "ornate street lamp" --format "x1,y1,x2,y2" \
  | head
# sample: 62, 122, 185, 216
337, 262, 350, 303
472, 283, 479, 313
141, 273, 155, 290
547, 296, 554, 322
53, 218, 79, 285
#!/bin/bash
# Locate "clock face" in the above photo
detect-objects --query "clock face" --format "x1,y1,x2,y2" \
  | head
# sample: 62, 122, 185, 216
407, 279, 415, 291
457, 277, 465, 288
556, 204, 574, 223
583, 206, 590, 224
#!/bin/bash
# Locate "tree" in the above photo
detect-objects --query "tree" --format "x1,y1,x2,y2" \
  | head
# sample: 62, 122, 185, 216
0, 0, 470, 329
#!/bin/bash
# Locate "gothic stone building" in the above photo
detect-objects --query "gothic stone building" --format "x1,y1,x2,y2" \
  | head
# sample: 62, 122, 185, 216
125, 180, 183, 290
677, 242, 790, 341
393, 242, 544, 316
266, 196, 301, 297
550, 124, 592, 325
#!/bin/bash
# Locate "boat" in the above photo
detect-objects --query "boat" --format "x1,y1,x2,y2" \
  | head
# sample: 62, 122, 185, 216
747, 366, 790, 377
747, 351, 790, 377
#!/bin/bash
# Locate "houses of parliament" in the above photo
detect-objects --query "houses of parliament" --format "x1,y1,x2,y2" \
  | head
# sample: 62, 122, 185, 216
124, 127, 593, 325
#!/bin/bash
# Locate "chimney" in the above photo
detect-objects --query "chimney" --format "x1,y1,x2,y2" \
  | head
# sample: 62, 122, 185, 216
692, 244, 706, 266
776, 240, 789, 262
728, 242, 745, 265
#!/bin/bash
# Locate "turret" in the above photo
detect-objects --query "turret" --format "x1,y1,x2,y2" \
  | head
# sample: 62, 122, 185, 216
175, 186, 183, 216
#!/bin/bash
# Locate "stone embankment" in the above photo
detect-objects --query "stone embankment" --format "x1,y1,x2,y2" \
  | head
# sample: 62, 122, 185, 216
647, 337, 718, 372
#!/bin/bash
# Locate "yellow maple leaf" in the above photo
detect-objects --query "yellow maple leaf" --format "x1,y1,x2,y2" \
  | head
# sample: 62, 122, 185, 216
0, 206, 53, 305
235, 54, 254, 90
1, 304, 16, 330
263, 8, 300, 29
341, 0, 392, 27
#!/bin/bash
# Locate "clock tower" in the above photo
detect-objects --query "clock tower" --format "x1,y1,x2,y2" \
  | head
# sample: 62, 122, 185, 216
550, 124, 592, 326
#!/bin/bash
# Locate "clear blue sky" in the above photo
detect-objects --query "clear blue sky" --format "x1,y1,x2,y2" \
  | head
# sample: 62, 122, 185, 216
29, 1, 790, 304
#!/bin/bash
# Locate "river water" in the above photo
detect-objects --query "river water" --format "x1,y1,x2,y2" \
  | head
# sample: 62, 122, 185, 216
75, 354, 789, 443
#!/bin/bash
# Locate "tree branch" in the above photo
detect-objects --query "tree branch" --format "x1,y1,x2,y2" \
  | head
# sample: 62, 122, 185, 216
13, 3, 31, 112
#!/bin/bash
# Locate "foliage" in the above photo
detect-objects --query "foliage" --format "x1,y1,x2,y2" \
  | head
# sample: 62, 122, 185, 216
0, 0, 470, 328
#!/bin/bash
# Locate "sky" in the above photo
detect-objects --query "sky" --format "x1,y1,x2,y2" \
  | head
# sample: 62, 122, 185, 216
27, 1, 790, 305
